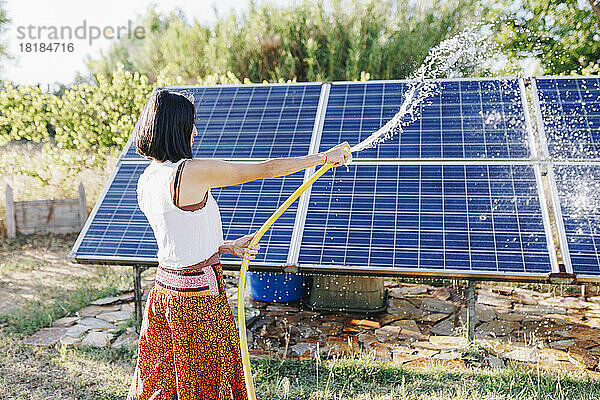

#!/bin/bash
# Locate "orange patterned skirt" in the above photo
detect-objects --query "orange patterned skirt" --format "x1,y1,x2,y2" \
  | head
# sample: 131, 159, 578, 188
127, 253, 248, 400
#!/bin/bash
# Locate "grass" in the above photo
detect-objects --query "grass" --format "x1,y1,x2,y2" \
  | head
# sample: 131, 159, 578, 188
1, 233, 600, 399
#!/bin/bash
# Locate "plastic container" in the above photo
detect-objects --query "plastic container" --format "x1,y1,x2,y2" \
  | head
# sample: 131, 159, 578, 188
306, 275, 387, 312
246, 271, 304, 302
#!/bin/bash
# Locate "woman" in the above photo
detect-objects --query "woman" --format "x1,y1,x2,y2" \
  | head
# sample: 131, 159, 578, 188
128, 88, 351, 400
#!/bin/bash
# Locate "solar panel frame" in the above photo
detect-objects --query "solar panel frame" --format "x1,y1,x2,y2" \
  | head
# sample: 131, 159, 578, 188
532, 75, 600, 161
545, 162, 600, 281
291, 160, 559, 281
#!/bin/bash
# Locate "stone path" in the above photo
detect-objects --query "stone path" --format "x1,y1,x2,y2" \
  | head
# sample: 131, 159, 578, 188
24, 274, 600, 373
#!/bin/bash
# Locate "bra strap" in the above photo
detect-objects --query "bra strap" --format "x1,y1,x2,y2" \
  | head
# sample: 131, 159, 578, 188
173, 160, 187, 207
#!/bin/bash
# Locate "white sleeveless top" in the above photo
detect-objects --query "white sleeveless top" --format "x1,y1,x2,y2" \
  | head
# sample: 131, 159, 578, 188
136, 158, 224, 268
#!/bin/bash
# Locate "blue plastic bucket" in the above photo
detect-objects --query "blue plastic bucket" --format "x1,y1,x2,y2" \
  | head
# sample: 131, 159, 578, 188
246, 271, 304, 302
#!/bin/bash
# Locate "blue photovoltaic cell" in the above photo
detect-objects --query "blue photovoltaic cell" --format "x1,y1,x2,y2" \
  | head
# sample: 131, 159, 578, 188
319, 79, 531, 159
123, 84, 321, 160
74, 161, 304, 265
299, 164, 551, 274
535, 77, 600, 159
552, 164, 600, 275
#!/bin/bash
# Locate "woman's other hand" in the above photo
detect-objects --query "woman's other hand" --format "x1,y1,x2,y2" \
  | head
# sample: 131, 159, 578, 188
231, 233, 260, 260
321, 142, 352, 166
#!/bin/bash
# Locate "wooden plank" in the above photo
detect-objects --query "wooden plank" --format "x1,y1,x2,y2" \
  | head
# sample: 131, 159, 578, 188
78, 182, 87, 228
5, 184, 16, 239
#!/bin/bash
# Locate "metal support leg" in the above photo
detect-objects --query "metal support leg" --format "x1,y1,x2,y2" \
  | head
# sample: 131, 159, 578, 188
133, 265, 143, 329
467, 280, 476, 342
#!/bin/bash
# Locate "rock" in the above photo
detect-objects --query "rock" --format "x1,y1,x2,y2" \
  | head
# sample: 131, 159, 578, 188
487, 355, 504, 368
419, 313, 448, 323
357, 333, 379, 346
78, 317, 117, 330
432, 288, 451, 301
24, 327, 67, 346
389, 285, 430, 297
364, 341, 392, 360
90, 292, 134, 306
111, 329, 139, 350
390, 319, 420, 333
477, 293, 512, 308
501, 347, 539, 363
379, 313, 406, 326
52, 316, 79, 328
323, 336, 360, 357
290, 342, 317, 357
568, 347, 598, 369
433, 350, 462, 360
414, 341, 445, 350
549, 339, 575, 350
346, 319, 380, 330
392, 352, 421, 364
77, 305, 120, 317
430, 318, 456, 336
476, 320, 520, 338
511, 288, 538, 305
65, 324, 91, 338
538, 348, 571, 363
514, 304, 567, 316
429, 336, 467, 348
421, 299, 458, 314
375, 326, 401, 342
415, 349, 439, 358
59, 336, 81, 346
496, 310, 526, 322
81, 331, 114, 347
120, 303, 134, 313
387, 299, 421, 318
96, 311, 132, 324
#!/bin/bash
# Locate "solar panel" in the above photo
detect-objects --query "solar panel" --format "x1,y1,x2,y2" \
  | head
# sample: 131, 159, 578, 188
318, 79, 532, 159
550, 164, 600, 276
534, 76, 600, 160
123, 83, 322, 160
297, 163, 554, 278
71, 160, 304, 266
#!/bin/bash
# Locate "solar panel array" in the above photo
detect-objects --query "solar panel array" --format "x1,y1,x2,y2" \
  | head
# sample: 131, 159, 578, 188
71, 76, 600, 281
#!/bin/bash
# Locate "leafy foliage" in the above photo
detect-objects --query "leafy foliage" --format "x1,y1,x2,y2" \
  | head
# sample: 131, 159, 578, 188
0, 83, 54, 145
51, 65, 152, 150
84, 0, 478, 84
490, 0, 600, 75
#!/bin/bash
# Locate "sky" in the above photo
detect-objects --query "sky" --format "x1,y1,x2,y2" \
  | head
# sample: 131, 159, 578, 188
1, 0, 292, 88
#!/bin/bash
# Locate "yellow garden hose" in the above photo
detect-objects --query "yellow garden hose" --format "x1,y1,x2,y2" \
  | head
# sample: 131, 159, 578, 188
237, 160, 340, 400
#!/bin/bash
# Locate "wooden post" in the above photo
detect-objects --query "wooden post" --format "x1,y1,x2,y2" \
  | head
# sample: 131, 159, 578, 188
78, 182, 87, 228
467, 280, 476, 342
5, 184, 16, 239
133, 265, 143, 329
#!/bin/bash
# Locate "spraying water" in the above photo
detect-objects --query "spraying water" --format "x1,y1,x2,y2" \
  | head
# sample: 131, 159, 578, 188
350, 25, 496, 153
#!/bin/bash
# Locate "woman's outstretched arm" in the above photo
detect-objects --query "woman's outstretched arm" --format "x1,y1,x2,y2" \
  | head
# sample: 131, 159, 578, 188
185, 142, 352, 192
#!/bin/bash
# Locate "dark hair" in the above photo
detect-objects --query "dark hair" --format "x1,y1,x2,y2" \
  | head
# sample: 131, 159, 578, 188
134, 89, 195, 162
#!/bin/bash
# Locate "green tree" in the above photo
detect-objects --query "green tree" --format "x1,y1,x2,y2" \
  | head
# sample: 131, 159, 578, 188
491, 0, 600, 75
0, 0, 11, 76
85, 0, 479, 84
